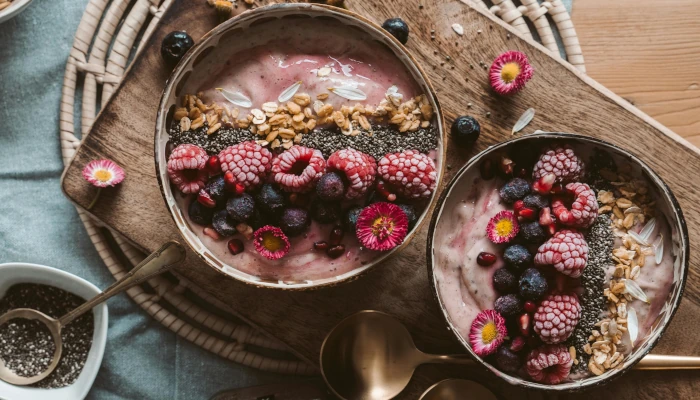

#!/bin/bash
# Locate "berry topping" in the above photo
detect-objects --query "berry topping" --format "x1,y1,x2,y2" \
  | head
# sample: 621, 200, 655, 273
206, 155, 221, 174
525, 345, 573, 384
524, 301, 537, 313
397, 204, 418, 229
509, 336, 527, 352
255, 183, 286, 216
489, 51, 534, 96
486, 211, 519, 244
188, 199, 214, 226
253, 226, 291, 260
532, 173, 556, 194
381, 18, 409, 44
523, 193, 550, 210
519, 268, 549, 301
451, 116, 481, 147
519, 221, 546, 244
503, 244, 532, 272
499, 178, 531, 204
378, 150, 437, 199
355, 202, 409, 251
167, 144, 209, 194
311, 200, 341, 224
518, 313, 531, 336
329, 226, 344, 246
204, 176, 226, 203
343, 206, 363, 231
477, 252, 497, 266
161, 31, 194, 66
494, 294, 523, 318
495, 346, 522, 373
469, 310, 507, 357
533, 293, 581, 344
218, 141, 272, 191
316, 172, 346, 202
226, 193, 256, 222
533, 145, 584, 184
313, 241, 329, 251
227, 239, 244, 255
327, 244, 346, 259
551, 182, 599, 228
327, 148, 377, 200
197, 189, 216, 208
279, 208, 310, 237
534, 229, 589, 278
271, 146, 326, 193
212, 209, 237, 237
493, 268, 518, 294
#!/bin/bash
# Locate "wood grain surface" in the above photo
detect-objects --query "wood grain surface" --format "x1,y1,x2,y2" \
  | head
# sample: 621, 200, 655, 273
61, 0, 700, 398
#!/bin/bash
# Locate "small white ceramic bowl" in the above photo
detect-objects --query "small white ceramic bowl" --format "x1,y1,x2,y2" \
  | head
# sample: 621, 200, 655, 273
0, 263, 108, 400
0, 0, 33, 25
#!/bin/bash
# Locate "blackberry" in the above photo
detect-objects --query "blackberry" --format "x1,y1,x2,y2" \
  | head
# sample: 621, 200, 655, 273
279, 208, 310, 237
523, 193, 549, 210
519, 268, 548, 301
188, 200, 214, 226
519, 221, 546, 244
382, 18, 409, 44
255, 183, 286, 216
499, 178, 531, 204
212, 210, 237, 237
226, 193, 255, 222
161, 31, 194, 66
450, 116, 481, 147
316, 172, 345, 202
495, 346, 521, 373
503, 244, 532, 272
343, 206, 363, 230
311, 201, 341, 224
493, 268, 518, 294
494, 294, 523, 318
205, 175, 226, 203
397, 204, 418, 229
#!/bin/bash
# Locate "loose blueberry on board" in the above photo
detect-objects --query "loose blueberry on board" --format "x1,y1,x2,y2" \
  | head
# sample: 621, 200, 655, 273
450, 116, 481, 147
161, 31, 194, 66
188, 200, 214, 226
382, 18, 409, 44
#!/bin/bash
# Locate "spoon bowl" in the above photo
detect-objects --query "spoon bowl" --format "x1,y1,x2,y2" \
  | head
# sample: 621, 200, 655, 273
419, 379, 497, 400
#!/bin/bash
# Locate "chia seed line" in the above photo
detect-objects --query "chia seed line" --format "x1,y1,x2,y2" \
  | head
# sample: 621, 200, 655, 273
0, 284, 94, 388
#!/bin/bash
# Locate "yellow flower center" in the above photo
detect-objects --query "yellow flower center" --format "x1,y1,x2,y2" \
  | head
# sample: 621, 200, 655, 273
500, 62, 520, 83
495, 218, 514, 238
262, 232, 283, 252
94, 170, 112, 182
371, 215, 394, 240
481, 321, 498, 344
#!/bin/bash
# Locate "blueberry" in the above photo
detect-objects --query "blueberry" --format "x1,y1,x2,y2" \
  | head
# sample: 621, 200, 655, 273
397, 204, 418, 229
205, 176, 226, 203
255, 183, 286, 216
279, 208, 310, 237
503, 244, 532, 272
494, 294, 523, 318
499, 178, 531, 204
495, 347, 522, 373
161, 31, 194, 66
250, 208, 271, 231
212, 209, 237, 237
343, 206, 363, 230
382, 18, 409, 44
523, 193, 549, 210
519, 221, 546, 244
311, 201, 341, 224
226, 193, 255, 222
188, 199, 214, 226
493, 268, 518, 294
450, 116, 481, 147
316, 172, 345, 202
519, 268, 548, 301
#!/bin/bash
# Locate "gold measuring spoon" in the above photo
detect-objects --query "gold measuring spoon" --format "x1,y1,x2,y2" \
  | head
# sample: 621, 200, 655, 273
0, 241, 186, 386
320, 310, 700, 400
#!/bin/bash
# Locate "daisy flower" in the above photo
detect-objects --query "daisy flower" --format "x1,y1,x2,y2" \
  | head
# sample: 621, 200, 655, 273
486, 210, 519, 244
82, 159, 125, 188
253, 226, 291, 260
469, 309, 507, 357
489, 51, 534, 96
355, 202, 409, 251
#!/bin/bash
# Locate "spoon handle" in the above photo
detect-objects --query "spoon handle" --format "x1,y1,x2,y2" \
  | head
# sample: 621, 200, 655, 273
424, 354, 475, 365
634, 354, 700, 370
58, 241, 186, 327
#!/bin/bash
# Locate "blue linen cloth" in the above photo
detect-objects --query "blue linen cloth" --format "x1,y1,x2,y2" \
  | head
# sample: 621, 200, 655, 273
0, 0, 571, 398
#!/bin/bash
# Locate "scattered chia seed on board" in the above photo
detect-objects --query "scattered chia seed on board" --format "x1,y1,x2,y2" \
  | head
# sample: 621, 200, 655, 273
0, 283, 94, 388
568, 213, 613, 372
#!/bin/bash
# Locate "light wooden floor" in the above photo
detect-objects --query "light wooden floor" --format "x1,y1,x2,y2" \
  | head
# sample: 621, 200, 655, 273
572, 0, 700, 148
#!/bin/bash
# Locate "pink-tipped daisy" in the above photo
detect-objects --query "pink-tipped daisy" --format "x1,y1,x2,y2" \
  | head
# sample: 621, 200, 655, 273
486, 210, 519, 244
82, 159, 125, 188
469, 309, 507, 357
489, 51, 534, 96
253, 225, 291, 260
355, 202, 409, 251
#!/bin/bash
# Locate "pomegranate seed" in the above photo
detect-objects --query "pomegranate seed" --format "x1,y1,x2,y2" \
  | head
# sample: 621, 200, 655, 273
234, 183, 245, 195
376, 181, 397, 202
500, 156, 514, 175
480, 159, 495, 180
329, 226, 344, 246
224, 171, 236, 191
546, 224, 557, 236
509, 336, 526, 352
551, 183, 566, 194
227, 239, 244, 255
197, 189, 216, 208
539, 207, 554, 226
513, 200, 525, 214
314, 241, 329, 251
517, 207, 536, 221
207, 155, 221, 174
476, 252, 497, 266
203, 227, 220, 240
532, 173, 555, 194
519, 313, 531, 336
524, 301, 537, 313
327, 244, 345, 259
517, 167, 528, 178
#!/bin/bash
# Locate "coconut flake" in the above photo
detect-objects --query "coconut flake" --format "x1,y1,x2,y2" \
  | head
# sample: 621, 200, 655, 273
653, 234, 664, 265
452, 23, 464, 36
627, 230, 649, 246
639, 217, 656, 242
216, 88, 252, 108
330, 86, 367, 101
627, 307, 639, 345
278, 80, 302, 103
512, 108, 535, 135
385, 85, 403, 106
624, 279, 650, 303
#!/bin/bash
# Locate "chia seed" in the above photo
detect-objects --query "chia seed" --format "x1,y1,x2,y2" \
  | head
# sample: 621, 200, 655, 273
0, 283, 94, 388
169, 123, 256, 155
568, 213, 613, 372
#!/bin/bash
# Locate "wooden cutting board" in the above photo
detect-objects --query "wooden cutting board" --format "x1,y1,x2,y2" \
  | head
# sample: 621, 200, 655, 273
61, 0, 700, 398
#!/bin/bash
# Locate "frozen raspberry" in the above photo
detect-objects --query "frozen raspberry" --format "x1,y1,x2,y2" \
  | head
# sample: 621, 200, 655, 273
167, 144, 209, 194
271, 146, 326, 193
551, 183, 598, 228
327, 148, 377, 199
534, 229, 589, 278
218, 141, 272, 191
532, 145, 584, 183
378, 150, 437, 199
533, 293, 581, 344
525, 344, 573, 384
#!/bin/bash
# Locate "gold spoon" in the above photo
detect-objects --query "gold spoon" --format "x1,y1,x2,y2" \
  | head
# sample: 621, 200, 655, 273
0, 241, 186, 386
419, 379, 497, 400
320, 310, 700, 400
